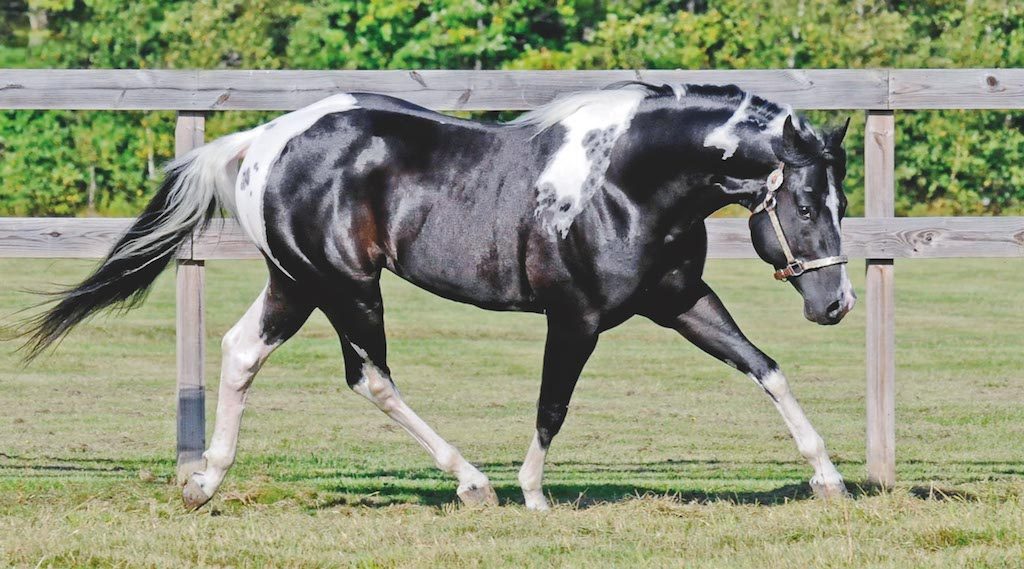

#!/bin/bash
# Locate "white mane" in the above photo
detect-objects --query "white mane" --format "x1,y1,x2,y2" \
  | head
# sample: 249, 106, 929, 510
508, 85, 651, 132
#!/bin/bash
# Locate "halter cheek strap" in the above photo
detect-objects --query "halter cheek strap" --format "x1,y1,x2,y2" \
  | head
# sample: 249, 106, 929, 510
750, 163, 848, 281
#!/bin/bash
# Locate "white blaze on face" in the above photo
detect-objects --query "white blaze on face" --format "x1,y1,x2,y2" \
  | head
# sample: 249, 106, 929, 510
703, 93, 753, 159
825, 180, 841, 229
533, 90, 645, 237
235, 93, 360, 277
826, 174, 856, 313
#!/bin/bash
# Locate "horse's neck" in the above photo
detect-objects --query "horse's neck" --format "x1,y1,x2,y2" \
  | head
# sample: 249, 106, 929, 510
625, 127, 775, 221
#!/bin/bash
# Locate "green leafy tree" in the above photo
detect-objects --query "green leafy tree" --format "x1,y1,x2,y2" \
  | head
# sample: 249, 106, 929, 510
1, 0, 1022, 216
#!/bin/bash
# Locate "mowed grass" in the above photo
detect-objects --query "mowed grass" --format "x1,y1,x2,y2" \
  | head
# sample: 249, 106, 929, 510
0, 257, 1022, 567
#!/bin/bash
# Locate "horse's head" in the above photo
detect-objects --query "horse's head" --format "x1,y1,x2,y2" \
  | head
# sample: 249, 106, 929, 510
749, 115, 855, 325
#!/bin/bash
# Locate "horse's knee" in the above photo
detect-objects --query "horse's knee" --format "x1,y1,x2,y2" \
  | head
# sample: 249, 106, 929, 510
350, 364, 401, 413
536, 402, 569, 447
221, 329, 267, 388
750, 367, 790, 400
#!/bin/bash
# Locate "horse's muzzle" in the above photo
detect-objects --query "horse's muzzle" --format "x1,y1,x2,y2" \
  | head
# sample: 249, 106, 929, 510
806, 288, 856, 325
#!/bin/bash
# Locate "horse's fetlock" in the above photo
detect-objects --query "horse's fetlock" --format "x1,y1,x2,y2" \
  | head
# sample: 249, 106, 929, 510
797, 434, 826, 461
202, 449, 233, 472
435, 446, 465, 474
518, 465, 541, 491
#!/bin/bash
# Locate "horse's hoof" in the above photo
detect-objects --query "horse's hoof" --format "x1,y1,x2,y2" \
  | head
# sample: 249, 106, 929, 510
457, 484, 498, 507
182, 476, 213, 511
810, 476, 850, 500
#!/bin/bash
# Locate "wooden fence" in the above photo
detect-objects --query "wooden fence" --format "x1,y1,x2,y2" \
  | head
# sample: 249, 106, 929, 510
3, 68, 1024, 487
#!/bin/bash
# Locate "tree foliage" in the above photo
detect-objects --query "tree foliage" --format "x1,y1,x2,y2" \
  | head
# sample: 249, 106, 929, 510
1, 0, 1022, 216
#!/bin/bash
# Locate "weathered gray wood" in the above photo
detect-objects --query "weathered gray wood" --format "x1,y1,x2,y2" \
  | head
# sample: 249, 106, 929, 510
6, 68, 1024, 111
866, 259, 895, 487
0, 217, 132, 258
3, 216, 1024, 259
176, 259, 206, 484
890, 69, 1024, 109
191, 219, 261, 260
175, 111, 206, 484
865, 110, 896, 488
0, 68, 888, 110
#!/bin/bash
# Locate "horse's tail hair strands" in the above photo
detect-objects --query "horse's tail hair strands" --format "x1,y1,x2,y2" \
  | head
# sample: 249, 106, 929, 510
18, 128, 261, 361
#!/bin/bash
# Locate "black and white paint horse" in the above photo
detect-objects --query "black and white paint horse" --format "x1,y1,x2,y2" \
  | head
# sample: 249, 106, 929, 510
22, 82, 855, 510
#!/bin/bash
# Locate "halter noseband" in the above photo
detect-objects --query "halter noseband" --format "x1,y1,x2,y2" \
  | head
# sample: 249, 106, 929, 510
749, 164, 848, 281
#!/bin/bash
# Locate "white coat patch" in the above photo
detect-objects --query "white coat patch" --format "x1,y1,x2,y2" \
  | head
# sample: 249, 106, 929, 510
766, 103, 794, 138
704, 93, 753, 159
533, 91, 645, 237
826, 182, 841, 228
235, 94, 360, 277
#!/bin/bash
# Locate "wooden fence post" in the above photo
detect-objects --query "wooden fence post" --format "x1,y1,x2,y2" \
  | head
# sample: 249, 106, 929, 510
175, 111, 206, 483
865, 109, 896, 488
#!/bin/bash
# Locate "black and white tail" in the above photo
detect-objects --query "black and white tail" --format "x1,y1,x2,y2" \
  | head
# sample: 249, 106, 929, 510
20, 128, 261, 360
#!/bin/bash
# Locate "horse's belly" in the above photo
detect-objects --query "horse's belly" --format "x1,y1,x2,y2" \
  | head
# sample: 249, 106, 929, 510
386, 210, 536, 311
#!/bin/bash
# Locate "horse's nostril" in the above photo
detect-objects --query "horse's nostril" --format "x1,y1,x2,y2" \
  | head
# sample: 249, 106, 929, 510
826, 299, 843, 315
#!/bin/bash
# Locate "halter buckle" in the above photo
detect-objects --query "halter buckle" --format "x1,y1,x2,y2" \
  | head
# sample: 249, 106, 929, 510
773, 261, 805, 281
762, 192, 777, 212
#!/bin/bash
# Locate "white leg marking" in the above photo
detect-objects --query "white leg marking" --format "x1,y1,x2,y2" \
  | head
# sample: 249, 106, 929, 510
188, 286, 277, 502
518, 432, 550, 510
351, 360, 492, 498
751, 369, 847, 498
235, 93, 360, 278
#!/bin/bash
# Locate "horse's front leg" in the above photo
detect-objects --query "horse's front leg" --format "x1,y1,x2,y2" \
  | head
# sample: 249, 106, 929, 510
642, 280, 848, 499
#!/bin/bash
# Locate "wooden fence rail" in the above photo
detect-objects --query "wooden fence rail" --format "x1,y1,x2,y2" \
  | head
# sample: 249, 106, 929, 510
2, 68, 1021, 488
3, 216, 1024, 260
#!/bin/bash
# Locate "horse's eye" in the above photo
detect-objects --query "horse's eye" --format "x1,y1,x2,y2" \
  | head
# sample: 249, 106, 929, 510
798, 205, 812, 219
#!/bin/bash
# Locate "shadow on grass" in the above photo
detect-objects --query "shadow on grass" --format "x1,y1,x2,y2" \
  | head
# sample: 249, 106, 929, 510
309, 477, 947, 510
0, 453, 172, 478
0, 454, 985, 509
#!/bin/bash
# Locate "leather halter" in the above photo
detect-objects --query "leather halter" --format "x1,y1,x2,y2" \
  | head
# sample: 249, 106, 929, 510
749, 164, 848, 281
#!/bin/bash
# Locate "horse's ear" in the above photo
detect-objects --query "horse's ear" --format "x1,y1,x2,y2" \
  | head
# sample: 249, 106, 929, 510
827, 116, 851, 149
773, 115, 820, 166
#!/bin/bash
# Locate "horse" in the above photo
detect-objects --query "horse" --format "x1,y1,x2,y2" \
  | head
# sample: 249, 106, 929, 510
20, 82, 855, 510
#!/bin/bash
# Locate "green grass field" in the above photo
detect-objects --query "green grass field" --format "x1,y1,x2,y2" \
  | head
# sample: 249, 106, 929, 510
1, 258, 1022, 567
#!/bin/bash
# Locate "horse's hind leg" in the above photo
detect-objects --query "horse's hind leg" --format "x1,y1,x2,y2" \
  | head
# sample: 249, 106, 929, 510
182, 268, 313, 510
322, 280, 497, 506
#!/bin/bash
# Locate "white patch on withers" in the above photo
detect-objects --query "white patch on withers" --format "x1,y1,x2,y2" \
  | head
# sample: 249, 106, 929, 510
703, 93, 753, 159
234, 94, 360, 278
527, 90, 645, 238
766, 103, 794, 138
